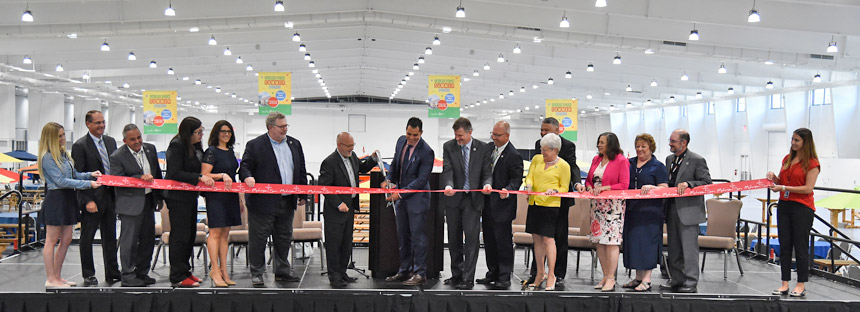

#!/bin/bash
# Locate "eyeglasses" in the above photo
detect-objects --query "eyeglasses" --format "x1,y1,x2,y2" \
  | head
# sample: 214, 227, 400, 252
339, 143, 355, 148
219, 130, 232, 134
490, 132, 507, 137
194, 128, 205, 135
274, 124, 289, 129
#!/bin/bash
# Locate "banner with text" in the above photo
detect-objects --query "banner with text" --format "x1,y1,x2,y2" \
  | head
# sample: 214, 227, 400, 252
545, 99, 578, 141
258, 72, 292, 115
142, 91, 177, 134
428, 75, 460, 118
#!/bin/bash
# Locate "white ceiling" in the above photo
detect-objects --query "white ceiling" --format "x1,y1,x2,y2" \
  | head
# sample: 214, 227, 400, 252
0, 0, 858, 116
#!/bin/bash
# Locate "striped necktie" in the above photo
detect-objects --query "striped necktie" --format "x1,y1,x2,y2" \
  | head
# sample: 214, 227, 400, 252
96, 138, 110, 175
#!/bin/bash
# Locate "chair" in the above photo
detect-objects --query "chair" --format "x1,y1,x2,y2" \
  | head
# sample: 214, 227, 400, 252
511, 194, 533, 266
227, 207, 249, 273
291, 202, 325, 271
814, 241, 858, 273
698, 198, 744, 279
567, 198, 597, 280
152, 205, 210, 272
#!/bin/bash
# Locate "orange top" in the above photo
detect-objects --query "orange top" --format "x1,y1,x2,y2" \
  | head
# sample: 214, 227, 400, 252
778, 155, 820, 211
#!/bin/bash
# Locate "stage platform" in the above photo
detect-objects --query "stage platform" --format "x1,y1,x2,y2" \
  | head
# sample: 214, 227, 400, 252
1, 245, 858, 312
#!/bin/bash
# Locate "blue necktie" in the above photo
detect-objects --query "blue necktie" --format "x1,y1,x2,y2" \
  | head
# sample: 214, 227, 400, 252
462, 145, 470, 190
97, 138, 110, 175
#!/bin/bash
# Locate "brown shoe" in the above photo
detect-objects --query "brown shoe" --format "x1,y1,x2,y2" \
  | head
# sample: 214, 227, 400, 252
403, 274, 425, 286
385, 273, 411, 282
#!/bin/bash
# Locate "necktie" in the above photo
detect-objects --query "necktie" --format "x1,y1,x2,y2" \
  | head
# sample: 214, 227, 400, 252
400, 144, 413, 177
462, 145, 470, 190
97, 138, 110, 175
491, 147, 501, 170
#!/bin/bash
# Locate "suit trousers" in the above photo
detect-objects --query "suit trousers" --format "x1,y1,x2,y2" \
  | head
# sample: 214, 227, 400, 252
118, 194, 155, 281
666, 200, 700, 287
248, 196, 296, 277
446, 195, 481, 281
777, 200, 815, 282
324, 210, 354, 281
79, 190, 120, 279
530, 199, 570, 279
166, 198, 198, 283
395, 200, 427, 277
481, 209, 514, 281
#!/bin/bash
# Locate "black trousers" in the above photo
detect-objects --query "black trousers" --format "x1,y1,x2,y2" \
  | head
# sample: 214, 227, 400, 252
530, 199, 570, 279
118, 194, 155, 281
166, 198, 198, 284
79, 191, 120, 279
445, 196, 481, 282
777, 200, 815, 282
248, 196, 296, 277
481, 213, 514, 282
324, 211, 354, 281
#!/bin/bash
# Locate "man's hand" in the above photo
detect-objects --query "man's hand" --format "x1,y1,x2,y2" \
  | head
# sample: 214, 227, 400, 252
85, 201, 98, 213
481, 185, 492, 195
298, 198, 307, 207
338, 202, 349, 212
386, 192, 401, 202
676, 182, 689, 195
444, 186, 455, 196
244, 177, 256, 188
499, 188, 509, 199
381, 180, 395, 189
140, 174, 154, 183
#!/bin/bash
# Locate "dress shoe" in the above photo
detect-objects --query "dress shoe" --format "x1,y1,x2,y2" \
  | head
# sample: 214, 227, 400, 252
385, 273, 411, 282
475, 277, 494, 285
491, 280, 511, 290
343, 275, 358, 283
443, 276, 462, 285
789, 290, 806, 297
676, 286, 697, 293
275, 274, 301, 282
330, 279, 347, 288
455, 281, 474, 290
554, 280, 566, 290
659, 282, 680, 291
83, 276, 99, 287
403, 274, 425, 286
138, 275, 157, 285
106, 273, 122, 283
121, 277, 147, 287
251, 275, 265, 287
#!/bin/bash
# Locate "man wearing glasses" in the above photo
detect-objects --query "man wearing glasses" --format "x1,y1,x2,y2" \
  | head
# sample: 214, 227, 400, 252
239, 111, 308, 287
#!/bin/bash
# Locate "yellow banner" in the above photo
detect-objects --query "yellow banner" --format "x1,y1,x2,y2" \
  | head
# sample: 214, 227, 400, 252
545, 99, 578, 141
142, 91, 177, 134
258, 72, 292, 115
428, 75, 460, 118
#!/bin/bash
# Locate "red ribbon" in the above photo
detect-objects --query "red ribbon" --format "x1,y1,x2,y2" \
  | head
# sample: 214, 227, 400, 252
97, 175, 772, 200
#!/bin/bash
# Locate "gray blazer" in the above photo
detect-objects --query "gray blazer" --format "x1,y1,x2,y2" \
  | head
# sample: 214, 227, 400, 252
110, 143, 163, 216
441, 138, 492, 211
666, 149, 712, 226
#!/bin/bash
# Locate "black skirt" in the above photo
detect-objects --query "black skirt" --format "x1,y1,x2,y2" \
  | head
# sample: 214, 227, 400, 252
42, 189, 79, 226
525, 204, 558, 237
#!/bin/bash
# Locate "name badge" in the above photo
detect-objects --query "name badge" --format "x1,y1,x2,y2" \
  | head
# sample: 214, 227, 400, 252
783, 190, 790, 199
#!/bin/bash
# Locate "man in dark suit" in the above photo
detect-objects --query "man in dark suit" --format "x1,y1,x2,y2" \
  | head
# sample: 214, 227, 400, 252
441, 117, 492, 290
382, 117, 435, 286
71, 110, 121, 286
109, 124, 163, 287
527, 117, 580, 289
239, 111, 308, 287
659, 129, 711, 293
477, 121, 523, 289
318, 132, 377, 288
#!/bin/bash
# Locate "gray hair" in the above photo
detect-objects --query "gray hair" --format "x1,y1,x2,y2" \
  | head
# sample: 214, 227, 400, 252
336, 132, 352, 143
122, 123, 140, 138
265, 111, 286, 129
540, 133, 561, 151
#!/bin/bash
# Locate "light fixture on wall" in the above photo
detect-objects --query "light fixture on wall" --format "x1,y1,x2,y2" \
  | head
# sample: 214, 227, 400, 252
718, 63, 727, 74
497, 53, 505, 62
688, 24, 699, 41
455, 0, 465, 18
748, 0, 760, 23
298, 43, 306, 52
681, 72, 689, 81
128, 51, 136, 60
595, 0, 607, 8
208, 35, 217, 45
565, 71, 572, 78
23, 55, 32, 64
22, 5, 33, 22
292, 33, 301, 42
425, 47, 433, 55
165, 2, 176, 16
813, 73, 822, 83
274, 0, 285, 12
613, 53, 621, 64
559, 12, 570, 28
766, 81, 774, 89
149, 60, 157, 68
100, 40, 110, 52
826, 36, 838, 53
587, 63, 594, 71
513, 43, 521, 54
432, 36, 441, 45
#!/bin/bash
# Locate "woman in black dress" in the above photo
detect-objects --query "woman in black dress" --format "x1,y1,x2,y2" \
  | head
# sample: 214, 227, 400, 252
621, 133, 668, 292
165, 117, 214, 287
201, 120, 244, 287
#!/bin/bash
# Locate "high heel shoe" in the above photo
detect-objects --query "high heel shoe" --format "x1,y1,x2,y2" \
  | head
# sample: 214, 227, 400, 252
545, 276, 557, 291
221, 268, 236, 286
45, 281, 70, 288
209, 269, 228, 288
527, 276, 546, 291
601, 279, 616, 292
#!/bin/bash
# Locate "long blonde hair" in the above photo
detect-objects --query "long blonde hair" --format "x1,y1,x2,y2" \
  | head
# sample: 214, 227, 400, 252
37, 122, 70, 177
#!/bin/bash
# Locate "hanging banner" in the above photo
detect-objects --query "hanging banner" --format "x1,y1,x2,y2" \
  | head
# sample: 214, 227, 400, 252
258, 72, 292, 115
142, 90, 177, 134
428, 75, 460, 118
545, 99, 578, 141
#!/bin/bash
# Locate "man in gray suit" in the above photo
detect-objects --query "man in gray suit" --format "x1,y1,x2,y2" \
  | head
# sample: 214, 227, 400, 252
110, 124, 163, 287
441, 117, 492, 290
659, 129, 711, 293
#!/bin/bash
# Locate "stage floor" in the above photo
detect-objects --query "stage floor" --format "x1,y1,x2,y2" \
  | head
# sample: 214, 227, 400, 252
1, 244, 858, 302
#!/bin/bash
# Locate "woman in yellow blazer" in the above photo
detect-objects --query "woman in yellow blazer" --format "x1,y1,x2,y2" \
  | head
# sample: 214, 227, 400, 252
524, 133, 571, 291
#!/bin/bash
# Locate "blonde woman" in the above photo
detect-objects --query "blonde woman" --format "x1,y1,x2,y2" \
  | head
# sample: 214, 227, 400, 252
38, 122, 101, 288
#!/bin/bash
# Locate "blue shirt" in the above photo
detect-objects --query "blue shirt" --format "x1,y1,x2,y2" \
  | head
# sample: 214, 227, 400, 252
269, 134, 294, 185
41, 152, 94, 190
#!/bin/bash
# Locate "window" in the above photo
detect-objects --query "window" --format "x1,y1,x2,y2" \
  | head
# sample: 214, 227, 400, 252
812, 88, 831, 106
737, 98, 746, 112
707, 102, 715, 115
769, 94, 784, 109
681, 106, 687, 117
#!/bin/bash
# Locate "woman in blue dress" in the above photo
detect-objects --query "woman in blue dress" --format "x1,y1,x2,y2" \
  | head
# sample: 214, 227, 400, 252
201, 120, 244, 287
621, 133, 668, 292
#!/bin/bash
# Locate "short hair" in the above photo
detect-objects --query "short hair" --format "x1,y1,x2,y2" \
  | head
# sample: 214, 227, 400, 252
336, 132, 352, 143
676, 129, 691, 145
540, 133, 561, 151
598, 132, 623, 160
496, 121, 511, 134
208, 120, 235, 149
406, 117, 423, 131
634, 133, 657, 153
265, 111, 286, 129
541, 117, 560, 129
451, 117, 472, 132
85, 110, 102, 123
122, 124, 140, 139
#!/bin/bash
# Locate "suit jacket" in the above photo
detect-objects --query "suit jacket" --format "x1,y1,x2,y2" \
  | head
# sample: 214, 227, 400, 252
585, 154, 630, 190
441, 138, 492, 211
385, 136, 434, 213
485, 142, 524, 222
72, 133, 117, 210
110, 143, 163, 216
239, 133, 308, 214
318, 150, 377, 222
665, 149, 712, 226
164, 137, 203, 202
535, 136, 581, 186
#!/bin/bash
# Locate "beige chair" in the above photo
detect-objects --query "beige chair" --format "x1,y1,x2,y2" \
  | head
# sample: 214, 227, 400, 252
511, 194, 534, 266
698, 198, 744, 279
152, 204, 209, 272
227, 206, 249, 273
292, 203, 325, 270
567, 198, 597, 279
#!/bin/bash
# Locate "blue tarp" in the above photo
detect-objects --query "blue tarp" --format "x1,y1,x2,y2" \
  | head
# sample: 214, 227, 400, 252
5, 150, 37, 161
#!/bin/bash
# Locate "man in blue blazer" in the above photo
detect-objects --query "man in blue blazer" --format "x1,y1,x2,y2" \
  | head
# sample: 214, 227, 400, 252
382, 117, 435, 286
239, 111, 308, 287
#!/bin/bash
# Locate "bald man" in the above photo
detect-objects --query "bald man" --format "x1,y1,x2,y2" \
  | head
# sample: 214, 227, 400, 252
318, 132, 377, 288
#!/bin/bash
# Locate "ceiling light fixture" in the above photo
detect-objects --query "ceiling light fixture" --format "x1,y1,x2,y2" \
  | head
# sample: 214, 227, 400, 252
123, 82, 130, 89
625, 85, 632, 92
23, 55, 32, 64
425, 47, 433, 55
298, 43, 306, 52
413, 63, 420, 70
195, 79, 201, 85
82, 72, 90, 80
100, 40, 110, 52
189, 27, 199, 32
418, 56, 425, 64
312, 69, 319, 73
55, 64, 64, 72
688, 23, 699, 41
432, 36, 441, 46
127, 51, 136, 60
149, 60, 157, 68
472, 70, 479, 77
308, 61, 315, 67
766, 81, 774, 89
215, 87, 221, 93
164, 2, 176, 16
813, 73, 822, 83
513, 44, 521, 54
613, 53, 621, 64
292, 33, 301, 42
595, 0, 607, 8
827, 35, 838, 53
284, 21, 293, 28
304, 53, 311, 60
727, 87, 735, 94
223, 47, 232, 56
182, 76, 189, 81
669, 96, 676, 102
499, 94, 504, 99
547, 77, 554, 85
559, 11, 570, 28
167, 68, 175, 75
442, 26, 452, 33
509, 90, 514, 96
483, 63, 490, 70
274, 0, 285, 12
696, 92, 703, 99
718, 63, 727, 74
533, 84, 538, 89
22, 5, 33, 22
235, 56, 243, 64
455, 0, 465, 18
748, 0, 761, 23
587, 63, 594, 71
681, 72, 689, 81
208, 35, 217, 45
644, 48, 654, 54
520, 87, 526, 93
650, 79, 657, 87
497, 53, 505, 62
586, 94, 592, 100
247, 64, 254, 71
565, 71, 572, 79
